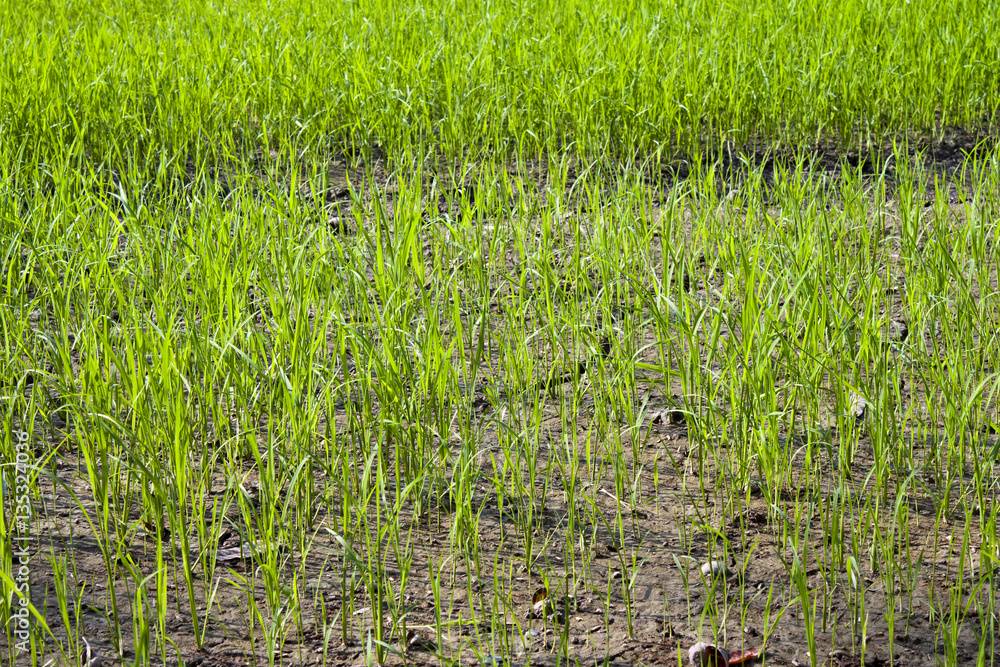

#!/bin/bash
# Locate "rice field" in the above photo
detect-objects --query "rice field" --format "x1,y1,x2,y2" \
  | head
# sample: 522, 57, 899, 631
2, 1, 1000, 666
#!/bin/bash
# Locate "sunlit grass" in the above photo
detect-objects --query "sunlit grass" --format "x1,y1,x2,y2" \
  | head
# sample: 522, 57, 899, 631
2, 1, 1000, 666
1, 0, 999, 165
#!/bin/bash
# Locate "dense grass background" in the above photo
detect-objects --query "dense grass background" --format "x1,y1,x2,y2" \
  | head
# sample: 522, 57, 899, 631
2, 0, 999, 164
3, 1, 1000, 666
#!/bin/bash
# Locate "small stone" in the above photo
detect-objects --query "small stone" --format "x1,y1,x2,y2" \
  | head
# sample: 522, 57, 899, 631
849, 392, 867, 421
406, 631, 436, 651
700, 561, 728, 579
688, 642, 730, 667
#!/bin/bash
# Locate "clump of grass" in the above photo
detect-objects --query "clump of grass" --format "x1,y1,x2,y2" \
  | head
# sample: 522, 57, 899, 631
2, 0, 1000, 166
